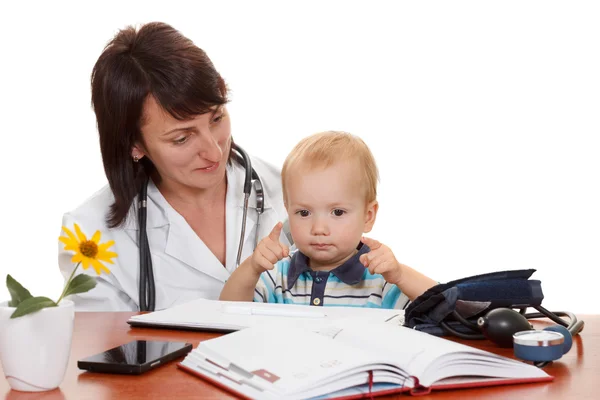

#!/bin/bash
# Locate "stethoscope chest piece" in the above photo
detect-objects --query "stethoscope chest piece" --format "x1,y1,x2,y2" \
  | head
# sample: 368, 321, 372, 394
513, 328, 571, 362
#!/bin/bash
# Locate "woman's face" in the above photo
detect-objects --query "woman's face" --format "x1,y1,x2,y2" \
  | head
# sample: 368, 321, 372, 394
134, 96, 231, 192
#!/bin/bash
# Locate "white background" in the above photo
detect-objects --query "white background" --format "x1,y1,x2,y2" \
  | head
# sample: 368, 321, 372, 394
0, 1, 598, 313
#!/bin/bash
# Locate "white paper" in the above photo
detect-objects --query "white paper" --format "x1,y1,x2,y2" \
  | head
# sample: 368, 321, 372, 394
128, 298, 403, 332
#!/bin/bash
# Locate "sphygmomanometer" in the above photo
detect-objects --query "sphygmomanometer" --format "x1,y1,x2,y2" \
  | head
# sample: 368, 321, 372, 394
403, 269, 584, 367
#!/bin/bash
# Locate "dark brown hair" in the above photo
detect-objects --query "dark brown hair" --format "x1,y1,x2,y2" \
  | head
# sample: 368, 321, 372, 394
91, 22, 228, 228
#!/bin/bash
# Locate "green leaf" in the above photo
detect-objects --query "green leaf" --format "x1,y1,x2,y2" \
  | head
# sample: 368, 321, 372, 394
62, 274, 97, 298
10, 296, 57, 318
6, 274, 33, 307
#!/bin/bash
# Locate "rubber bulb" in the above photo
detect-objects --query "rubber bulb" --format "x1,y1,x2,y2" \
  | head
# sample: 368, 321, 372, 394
477, 308, 533, 347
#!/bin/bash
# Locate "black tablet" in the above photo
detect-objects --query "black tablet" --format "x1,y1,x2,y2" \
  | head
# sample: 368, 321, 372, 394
78, 340, 193, 375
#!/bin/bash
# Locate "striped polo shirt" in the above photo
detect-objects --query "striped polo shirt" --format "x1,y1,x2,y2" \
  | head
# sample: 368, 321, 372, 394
253, 243, 409, 309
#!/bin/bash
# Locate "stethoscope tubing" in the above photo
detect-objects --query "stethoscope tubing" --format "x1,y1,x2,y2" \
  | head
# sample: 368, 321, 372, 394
138, 177, 155, 312
441, 305, 584, 340
137, 144, 261, 311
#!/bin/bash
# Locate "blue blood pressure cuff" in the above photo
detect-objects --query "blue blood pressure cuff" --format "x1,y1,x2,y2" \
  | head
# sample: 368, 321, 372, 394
403, 269, 544, 336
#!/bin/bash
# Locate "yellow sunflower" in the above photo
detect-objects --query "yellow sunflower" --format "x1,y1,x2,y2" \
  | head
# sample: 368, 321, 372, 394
59, 224, 117, 275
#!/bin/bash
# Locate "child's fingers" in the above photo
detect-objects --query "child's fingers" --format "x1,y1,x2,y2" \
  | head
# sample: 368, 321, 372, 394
361, 236, 382, 250
268, 222, 283, 241
254, 253, 276, 271
359, 253, 369, 267
366, 254, 395, 275
263, 239, 286, 260
282, 244, 290, 258
360, 244, 386, 267
261, 244, 281, 264
252, 242, 276, 271
362, 247, 392, 269
369, 264, 377, 275
365, 252, 389, 268
361, 247, 388, 264
372, 260, 394, 275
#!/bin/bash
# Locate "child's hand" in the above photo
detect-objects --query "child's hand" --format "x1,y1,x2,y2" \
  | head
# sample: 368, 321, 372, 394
359, 236, 404, 286
250, 222, 290, 274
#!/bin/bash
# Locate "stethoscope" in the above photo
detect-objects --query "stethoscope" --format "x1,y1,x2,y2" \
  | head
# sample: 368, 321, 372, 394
137, 143, 264, 312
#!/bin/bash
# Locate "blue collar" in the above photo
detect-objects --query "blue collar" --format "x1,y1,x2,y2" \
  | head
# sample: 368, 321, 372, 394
287, 242, 371, 288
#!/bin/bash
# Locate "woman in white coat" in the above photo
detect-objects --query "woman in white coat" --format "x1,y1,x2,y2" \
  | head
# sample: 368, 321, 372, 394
58, 22, 290, 312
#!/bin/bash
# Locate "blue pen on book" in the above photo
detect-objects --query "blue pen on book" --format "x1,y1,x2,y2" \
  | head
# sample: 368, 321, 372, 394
223, 305, 326, 318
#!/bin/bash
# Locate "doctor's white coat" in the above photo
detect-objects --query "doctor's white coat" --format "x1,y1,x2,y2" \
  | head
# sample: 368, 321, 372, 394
58, 157, 290, 311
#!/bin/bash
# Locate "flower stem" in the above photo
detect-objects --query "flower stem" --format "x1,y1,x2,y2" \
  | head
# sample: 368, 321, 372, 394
56, 262, 81, 305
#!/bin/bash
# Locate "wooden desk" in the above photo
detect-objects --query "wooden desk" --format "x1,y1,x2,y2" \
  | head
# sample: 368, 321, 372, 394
0, 313, 597, 399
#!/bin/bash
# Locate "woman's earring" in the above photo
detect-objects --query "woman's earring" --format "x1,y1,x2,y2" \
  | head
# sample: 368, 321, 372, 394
133, 155, 140, 163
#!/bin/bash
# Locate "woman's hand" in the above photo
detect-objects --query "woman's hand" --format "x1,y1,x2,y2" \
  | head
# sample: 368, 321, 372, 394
250, 222, 290, 274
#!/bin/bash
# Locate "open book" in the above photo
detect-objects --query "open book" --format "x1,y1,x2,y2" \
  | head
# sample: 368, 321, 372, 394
128, 298, 404, 332
178, 320, 552, 399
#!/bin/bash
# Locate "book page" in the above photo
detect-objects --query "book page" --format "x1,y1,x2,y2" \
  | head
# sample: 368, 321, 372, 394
327, 322, 458, 373
191, 324, 392, 397
328, 322, 549, 387
291, 371, 408, 399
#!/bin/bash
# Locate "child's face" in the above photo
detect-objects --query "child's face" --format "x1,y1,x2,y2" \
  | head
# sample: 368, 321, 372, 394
285, 160, 377, 271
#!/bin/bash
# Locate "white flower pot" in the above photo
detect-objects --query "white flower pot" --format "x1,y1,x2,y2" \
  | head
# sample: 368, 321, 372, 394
0, 299, 74, 392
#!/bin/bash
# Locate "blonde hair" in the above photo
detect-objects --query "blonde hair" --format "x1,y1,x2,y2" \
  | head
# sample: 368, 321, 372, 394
282, 131, 379, 204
